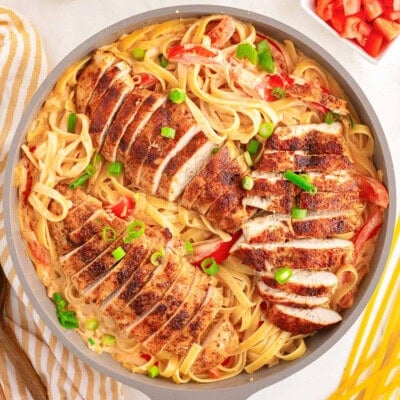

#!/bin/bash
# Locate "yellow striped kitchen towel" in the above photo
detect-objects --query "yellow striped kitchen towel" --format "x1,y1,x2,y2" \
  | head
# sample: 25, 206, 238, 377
0, 7, 123, 400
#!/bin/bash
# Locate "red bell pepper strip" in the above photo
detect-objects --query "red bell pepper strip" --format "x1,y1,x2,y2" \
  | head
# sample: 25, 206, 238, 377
110, 196, 135, 219
354, 174, 389, 208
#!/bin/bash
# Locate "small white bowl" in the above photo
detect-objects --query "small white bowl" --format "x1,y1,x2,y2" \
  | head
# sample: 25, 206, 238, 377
300, 0, 399, 64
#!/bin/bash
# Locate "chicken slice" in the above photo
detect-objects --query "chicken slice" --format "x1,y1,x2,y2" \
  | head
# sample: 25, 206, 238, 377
267, 303, 342, 334
260, 270, 338, 297
306, 171, 358, 192
75, 51, 116, 113
192, 318, 239, 373
235, 239, 354, 271
242, 194, 294, 214
257, 150, 353, 173
157, 131, 215, 202
117, 92, 167, 162
250, 172, 300, 197
143, 272, 209, 355
257, 281, 330, 308
101, 88, 151, 162
180, 142, 237, 210
165, 286, 223, 356
299, 191, 361, 211
89, 73, 135, 150
85, 61, 132, 117
242, 214, 292, 243
266, 122, 346, 154
135, 100, 202, 194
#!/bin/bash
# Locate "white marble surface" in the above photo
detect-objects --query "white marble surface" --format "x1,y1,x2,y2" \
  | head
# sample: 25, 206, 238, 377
2, 1, 399, 399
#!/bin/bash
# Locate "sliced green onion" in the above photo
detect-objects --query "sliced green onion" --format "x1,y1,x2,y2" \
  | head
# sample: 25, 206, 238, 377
284, 170, 317, 194
349, 114, 355, 129
291, 207, 308, 220
101, 334, 116, 346
258, 122, 274, 139
274, 267, 293, 284
168, 88, 186, 104
247, 139, 260, 155
53, 292, 63, 304
131, 48, 146, 61
107, 161, 123, 176
241, 176, 254, 191
112, 246, 126, 261
57, 310, 79, 329
102, 226, 117, 242
257, 39, 269, 53
123, 221, 145, 243
85, 318, 99, 331
325, 111, 340, 124
161, 126, 176, 139
211, 147, 219, 155
56, 299, 67, 311
243, 151, 253, 167
184, 241, 194, 254
257, 40, 275, 73
158, 54, 169, 68
271, 87, 286, 99
201, 257, 220, 276
93, 153, 103, 164
88, 338, 95, 346
85, 164, 96, 176
150, 250, 164, 266
69, 172, 90, 189
67, 113, 77, 133
147, 365, 159, 378
236, 43, 258, 64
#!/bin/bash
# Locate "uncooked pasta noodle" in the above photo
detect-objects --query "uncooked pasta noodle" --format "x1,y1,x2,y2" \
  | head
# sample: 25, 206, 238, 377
14, 14, 387, 383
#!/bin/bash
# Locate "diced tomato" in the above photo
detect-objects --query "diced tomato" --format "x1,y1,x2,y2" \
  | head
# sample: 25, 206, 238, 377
110, 196, 135, 219
354, 174, 389, 208
140, 353, 152, 362
361, 0, 383, 21
207, 16, 236, 48
342, 16, 363, 38
191, 231, 242, 265
353, 208, 384, 260
316, 0, 334, 20
383, 8, 400, 21
395, 0, 400, 11
333, 0, 344, 11
331, 10, 346, 32
364, 30, 385, 56
134, 73, 158, 87
343, 0, 361, 16
222, 357, 231, 367
373, 16, 400, 40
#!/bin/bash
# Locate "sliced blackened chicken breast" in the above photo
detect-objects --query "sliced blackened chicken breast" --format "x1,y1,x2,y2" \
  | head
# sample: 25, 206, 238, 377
242, 195, 294, 214
250, 172, 300, 197
267, 303, 342, 334
299, 191, 361, 211
75, 51, 116, 113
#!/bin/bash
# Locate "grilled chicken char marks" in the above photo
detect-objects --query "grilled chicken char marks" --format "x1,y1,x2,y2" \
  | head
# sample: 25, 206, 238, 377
101, 89, 151, 162
75, 51, 116, 113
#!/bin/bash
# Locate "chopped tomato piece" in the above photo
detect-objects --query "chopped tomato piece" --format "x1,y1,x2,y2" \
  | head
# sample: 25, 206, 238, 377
316, 0, 334, 20
331, 10, 346, 32
353, 208, 384, 261
110, 196, 135, 219
354, 174, 389, 208
373, 17, 400, 40
361, 0, 383, 21
364, 30, 384, 56
134, 73, 158, 87
342, 16, 363, 38
207, 16, 236, 48
140, 353, 152, 362
222, 357, 231, 367
383, 8, 400, 21
343, 0, 361, 16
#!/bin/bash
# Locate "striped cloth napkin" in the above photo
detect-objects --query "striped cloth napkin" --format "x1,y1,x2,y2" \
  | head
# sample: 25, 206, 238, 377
0, 7, 124, 400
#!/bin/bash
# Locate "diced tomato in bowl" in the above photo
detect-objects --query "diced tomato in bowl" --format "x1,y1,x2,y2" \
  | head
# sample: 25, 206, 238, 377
302, 0, 400, 61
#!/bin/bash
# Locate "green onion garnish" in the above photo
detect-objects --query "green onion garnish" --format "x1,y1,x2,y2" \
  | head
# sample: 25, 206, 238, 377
112, 246, 126, 261
53, 293, 78, 329
349, 114, 355, 129
211, 147, 219, 155
241, 176, 254, 191
257, 40, 275, 73
201, 257, 220, 276
88, 338, 95, 346
150, 250, 164, 266
107, 161, 123, 176
102, 226, 117, 242
56, 299, 67, 311
274, 267, 293, 284
284, 170, 317, 194
247, 139, 260, 155
53, 293, 63, 303
291, 207, 308, 220
101, 334, 116, 346
258, 122, 274, 139
158, 54, 169, 68
85, 318, 99, 331
325, 111, 340, 124
243, 151, 253, 167
93, 153, 103, 164
184, 241, 194, 254
123, 220, 145, 243
85, 164, 96, 176
161, 126, 176, 139
67, 113, 77, 133
147, 365, 159, 378
168, 88, 186, 104
236, 43, 258, 65
271, 87, 286, 99
69, 172, 90, 189
131, 48, 146, 61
